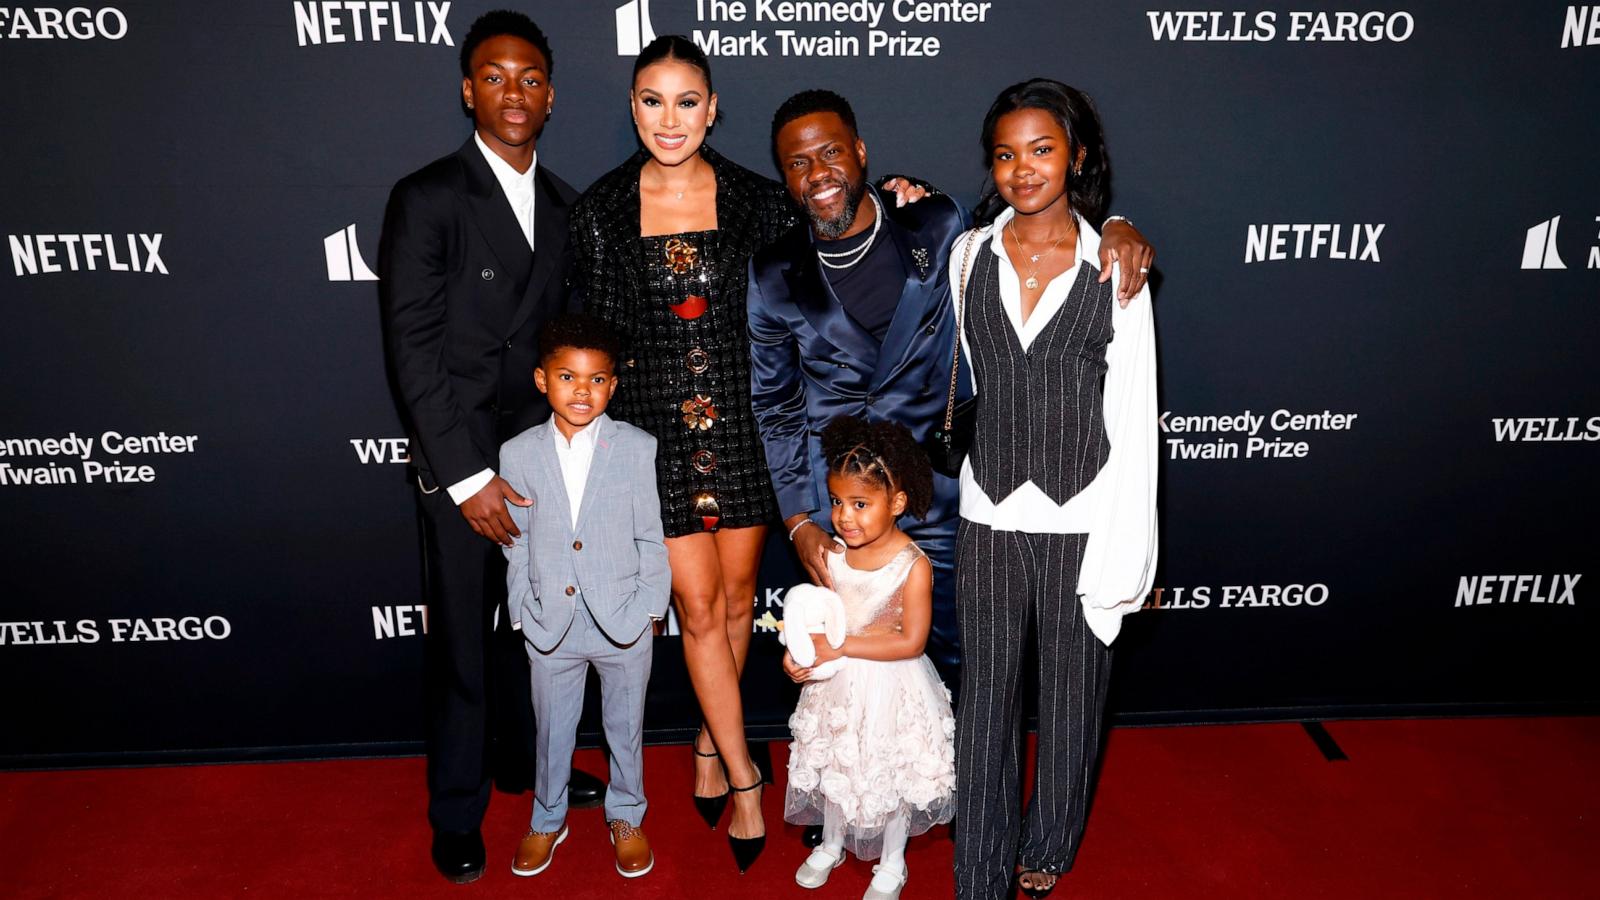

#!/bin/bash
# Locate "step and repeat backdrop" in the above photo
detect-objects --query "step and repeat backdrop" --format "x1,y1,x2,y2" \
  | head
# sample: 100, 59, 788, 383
2, 2, 1596, 766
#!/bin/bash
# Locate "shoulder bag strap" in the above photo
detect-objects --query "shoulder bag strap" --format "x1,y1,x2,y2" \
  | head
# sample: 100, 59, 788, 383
942, 230, 978, 432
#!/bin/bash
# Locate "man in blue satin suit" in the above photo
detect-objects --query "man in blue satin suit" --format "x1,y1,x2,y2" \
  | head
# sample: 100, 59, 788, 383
748, 90, 1155, 688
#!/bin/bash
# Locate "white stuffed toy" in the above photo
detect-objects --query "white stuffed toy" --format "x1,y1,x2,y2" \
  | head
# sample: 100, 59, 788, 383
780, 583, 848, 681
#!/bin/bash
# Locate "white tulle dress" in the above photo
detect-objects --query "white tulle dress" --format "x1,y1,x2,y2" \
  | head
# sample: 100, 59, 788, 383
783, 542, 957, 860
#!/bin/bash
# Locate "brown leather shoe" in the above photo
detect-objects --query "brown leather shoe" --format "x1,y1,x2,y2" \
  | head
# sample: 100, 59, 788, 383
608, 819, 654, 878
511, 824, 568, 877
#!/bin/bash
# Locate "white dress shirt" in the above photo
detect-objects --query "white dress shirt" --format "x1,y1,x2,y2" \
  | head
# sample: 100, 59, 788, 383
950, 208, 1159, 644
475, 131, 536, 250
443, 136, 539, 506
552, 415, 601, 530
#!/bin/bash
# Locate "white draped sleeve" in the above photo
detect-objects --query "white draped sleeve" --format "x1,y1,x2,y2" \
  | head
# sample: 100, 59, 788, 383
1077, 266, 1159, 646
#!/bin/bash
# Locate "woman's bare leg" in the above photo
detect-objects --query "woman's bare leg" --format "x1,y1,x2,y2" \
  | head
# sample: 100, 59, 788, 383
712, 525, 768, 839
670, 529, 764, 839
715, 525, 766, 676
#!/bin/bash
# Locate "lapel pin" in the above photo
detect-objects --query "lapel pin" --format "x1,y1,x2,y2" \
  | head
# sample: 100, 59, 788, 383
911, 247, 930, 277
481, 268, 494, 281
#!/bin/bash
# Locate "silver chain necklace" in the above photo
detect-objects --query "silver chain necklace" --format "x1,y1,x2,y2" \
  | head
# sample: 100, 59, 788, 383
816, 190, 884, 270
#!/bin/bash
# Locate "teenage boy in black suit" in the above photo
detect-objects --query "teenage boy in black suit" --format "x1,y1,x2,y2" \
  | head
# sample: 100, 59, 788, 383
378, 9, 602, 884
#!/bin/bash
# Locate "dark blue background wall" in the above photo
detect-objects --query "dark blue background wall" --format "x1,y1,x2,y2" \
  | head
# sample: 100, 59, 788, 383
2, 1, 1595, 766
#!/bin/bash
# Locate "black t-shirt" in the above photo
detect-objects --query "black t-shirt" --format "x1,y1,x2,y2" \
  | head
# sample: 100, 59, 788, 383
817, 224, 905, 342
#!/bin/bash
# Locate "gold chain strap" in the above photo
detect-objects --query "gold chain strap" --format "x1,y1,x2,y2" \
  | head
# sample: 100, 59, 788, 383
942, 230, 977, 431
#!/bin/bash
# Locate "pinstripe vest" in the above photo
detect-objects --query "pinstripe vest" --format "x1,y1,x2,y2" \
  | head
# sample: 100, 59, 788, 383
966, 244, 1115, 505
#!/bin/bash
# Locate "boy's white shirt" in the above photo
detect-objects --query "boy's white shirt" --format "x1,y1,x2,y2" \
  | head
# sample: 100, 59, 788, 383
552, 415, 601, 529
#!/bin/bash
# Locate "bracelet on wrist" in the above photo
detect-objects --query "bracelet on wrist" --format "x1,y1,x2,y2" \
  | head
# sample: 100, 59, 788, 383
787, 519, 817, 542
1103, 214, 1133, 230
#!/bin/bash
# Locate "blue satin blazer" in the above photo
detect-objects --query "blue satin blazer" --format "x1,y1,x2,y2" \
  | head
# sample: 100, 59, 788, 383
747, 190, 972, 526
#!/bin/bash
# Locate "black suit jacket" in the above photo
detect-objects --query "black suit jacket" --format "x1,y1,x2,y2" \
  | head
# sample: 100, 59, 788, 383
379, 138, 578, 490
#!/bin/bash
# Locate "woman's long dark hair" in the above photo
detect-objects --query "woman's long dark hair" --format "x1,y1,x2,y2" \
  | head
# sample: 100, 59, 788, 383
973, 79, 1110, 227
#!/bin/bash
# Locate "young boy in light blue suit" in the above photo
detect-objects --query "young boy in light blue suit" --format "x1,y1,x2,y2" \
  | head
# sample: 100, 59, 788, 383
499, 313, 671, 879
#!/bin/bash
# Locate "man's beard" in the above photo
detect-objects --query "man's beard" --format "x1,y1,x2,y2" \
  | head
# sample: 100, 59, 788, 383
805, 176, 867, 240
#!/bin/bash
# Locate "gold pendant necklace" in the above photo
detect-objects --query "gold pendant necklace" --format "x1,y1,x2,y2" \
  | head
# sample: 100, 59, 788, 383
1007, 220, 1068, 290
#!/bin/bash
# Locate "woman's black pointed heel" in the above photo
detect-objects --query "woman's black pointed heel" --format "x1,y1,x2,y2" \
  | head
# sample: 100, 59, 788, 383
692, 747, 729, 829
727, 780, 766, 874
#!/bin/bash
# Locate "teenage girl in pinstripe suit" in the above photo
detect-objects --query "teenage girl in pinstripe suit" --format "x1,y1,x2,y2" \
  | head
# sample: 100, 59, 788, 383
950, 80, 1159, 900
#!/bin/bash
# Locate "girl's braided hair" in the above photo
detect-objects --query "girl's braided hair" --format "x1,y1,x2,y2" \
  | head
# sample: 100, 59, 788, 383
820, 416, 933, 520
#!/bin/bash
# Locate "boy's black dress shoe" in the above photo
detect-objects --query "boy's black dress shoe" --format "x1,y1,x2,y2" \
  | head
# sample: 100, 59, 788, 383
431, 828, 486, 884
569, 768, 606, 809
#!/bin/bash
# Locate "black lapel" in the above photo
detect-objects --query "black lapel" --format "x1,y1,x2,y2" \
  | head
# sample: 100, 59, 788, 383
456, 139, 533, 292
590, 151, 646, 296
705, 146, 761, 276
505, 164, 569, 338
607, 150, 646, 243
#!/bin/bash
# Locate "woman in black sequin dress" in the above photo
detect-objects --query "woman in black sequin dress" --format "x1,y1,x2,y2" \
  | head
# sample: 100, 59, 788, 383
570, 37, 799, 870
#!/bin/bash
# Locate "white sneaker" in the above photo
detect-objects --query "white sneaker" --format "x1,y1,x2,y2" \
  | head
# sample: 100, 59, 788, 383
863, 863, 907, 900
795, 847, 845, 889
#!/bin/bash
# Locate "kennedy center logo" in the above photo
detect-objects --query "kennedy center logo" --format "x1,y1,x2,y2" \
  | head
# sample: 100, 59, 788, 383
616, 0, 657, 55
1521, 217, 1567, 270
325, 224, 378, 282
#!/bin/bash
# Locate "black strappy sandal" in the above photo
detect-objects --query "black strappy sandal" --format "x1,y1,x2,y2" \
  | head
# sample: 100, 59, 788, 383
692, 744, 729, 829
726, 780, 766, 874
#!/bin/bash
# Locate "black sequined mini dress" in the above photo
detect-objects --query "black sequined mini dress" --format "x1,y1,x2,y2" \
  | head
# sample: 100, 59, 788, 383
573, 147, 800, 537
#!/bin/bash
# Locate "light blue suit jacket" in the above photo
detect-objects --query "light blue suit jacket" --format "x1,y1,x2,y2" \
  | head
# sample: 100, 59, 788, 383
500, 414, 670, 651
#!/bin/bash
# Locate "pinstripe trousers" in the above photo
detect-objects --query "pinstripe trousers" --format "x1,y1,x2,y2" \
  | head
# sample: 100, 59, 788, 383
953, 520, 1112, 900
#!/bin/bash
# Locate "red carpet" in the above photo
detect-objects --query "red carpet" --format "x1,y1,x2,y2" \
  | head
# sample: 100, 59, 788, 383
3, 718, 1595, 898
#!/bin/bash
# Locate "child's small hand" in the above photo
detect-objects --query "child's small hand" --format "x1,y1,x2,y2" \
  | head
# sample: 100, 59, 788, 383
810, 633, 844, 664
781, 650, 812, 684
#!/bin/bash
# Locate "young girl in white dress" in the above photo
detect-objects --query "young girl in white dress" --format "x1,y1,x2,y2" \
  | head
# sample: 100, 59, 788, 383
781, 416, 957, 900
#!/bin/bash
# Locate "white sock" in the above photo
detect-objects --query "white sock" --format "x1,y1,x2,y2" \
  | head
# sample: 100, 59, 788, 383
874, 810, 909, 881
821, 804, 846, 858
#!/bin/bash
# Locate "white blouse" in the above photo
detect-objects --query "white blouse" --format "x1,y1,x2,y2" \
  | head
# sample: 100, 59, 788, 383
949, 208, 1159, 645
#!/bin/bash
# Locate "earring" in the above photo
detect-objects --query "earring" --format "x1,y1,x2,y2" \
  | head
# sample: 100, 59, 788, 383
546, 107, 553, 118
466, 102, 474, 109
